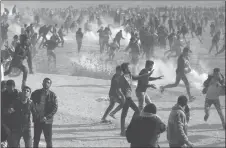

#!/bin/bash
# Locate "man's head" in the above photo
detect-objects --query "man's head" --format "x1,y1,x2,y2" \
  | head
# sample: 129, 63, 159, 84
13, 35, 19, 41
145, 60, 154, 71
143, 103, 157, 114
116, 65, 122, 75
182, 47, 191, 57
6, 80, 15, 92
213, 68, 222, 80
120, 62, 131, 74
177, 95, 188, 109
21, 86, 31, 101
42, 78, 52, 90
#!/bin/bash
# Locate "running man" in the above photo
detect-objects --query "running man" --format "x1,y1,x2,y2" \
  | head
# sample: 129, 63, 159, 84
43, 37, 58, 70
101, 66, 124, 123
136, 60, 163, 111
160, 47, 195, 102
209, 30, 221, 54
108, 39, 119, 60
203, 68, 225, 129
4, 34, 33, 89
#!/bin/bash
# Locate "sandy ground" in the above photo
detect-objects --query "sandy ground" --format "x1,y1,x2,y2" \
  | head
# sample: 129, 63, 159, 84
2, 1, 226, 147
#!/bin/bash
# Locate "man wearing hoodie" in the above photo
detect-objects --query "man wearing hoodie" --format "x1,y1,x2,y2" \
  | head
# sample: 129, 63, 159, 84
203, 68, 225, 129
167, 95, 194, 148
126, 103, 166, 148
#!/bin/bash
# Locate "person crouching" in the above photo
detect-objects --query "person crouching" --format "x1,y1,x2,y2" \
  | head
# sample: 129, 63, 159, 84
126, 103, 166, 148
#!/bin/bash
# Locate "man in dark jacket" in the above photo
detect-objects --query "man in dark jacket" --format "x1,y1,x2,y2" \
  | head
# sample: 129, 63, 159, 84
114, 30, 125, 49
1, 80, 20, 146
167, 95, 194, 148
9, 86, 33, 148
126, 103, 166, 148
31, 78, 58, 148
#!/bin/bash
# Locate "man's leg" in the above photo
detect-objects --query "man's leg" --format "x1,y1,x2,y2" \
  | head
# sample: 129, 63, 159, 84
213, 99, 225, 129
120, 98, 130, 136
144, 93, 152, 105
109, 96, 125, 117
215, 43, 219, 53
204, 98, 213, 121
9, 129, 21, 148
209, 42, 215, 53
33, 122, 43, 148
27, 49, 33, 74
39, 37, 44, 48
160, 72, 181, 93
136, 91, 145, 112
215, 44, 225, 56
43, 123, 53, 148
4, 63, 14, 76
181, 74, 194, 101
101, 97, 115, 121
23, 128, 32, 148
18, 64, 28, 88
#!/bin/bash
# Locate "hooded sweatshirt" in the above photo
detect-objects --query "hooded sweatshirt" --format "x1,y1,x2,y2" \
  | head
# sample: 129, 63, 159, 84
126, 111, 166, 148
167, 104, 189, 146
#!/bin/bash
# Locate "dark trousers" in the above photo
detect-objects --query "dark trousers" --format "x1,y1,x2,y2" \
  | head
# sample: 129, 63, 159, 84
9, 128, 32, 148
77, 41, 82, 53
33, 122, 52, 148
121, 97, 140, 133
59, 36, 64, 46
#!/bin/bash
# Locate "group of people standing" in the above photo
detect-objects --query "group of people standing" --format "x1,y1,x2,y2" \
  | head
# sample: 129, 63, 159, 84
1, 78, 58, 148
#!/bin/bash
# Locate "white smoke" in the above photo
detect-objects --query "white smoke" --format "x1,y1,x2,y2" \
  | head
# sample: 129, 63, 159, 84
6, 6, 210, 91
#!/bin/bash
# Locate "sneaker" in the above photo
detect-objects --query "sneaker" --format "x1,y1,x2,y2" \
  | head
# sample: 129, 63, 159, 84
100, 119, 111, 124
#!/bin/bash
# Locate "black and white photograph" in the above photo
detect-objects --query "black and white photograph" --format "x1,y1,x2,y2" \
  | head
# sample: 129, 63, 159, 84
0, 1, 225, 147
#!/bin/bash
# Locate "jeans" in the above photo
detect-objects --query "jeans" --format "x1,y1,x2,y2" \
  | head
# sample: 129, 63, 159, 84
136, 91, 151, 112
121, 97, 140, 133
204, 98, 225, 125
9, 128, 32, 148
33, 122, 53, 148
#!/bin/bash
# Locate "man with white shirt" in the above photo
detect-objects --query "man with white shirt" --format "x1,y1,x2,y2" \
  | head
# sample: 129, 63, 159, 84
204, 68, 225, 129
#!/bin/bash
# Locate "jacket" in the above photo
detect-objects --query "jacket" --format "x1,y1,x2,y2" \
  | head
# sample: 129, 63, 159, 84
126, 112, 166, 148
167, 104, 189, 146
10, 99, 33, 130
1, 89, 20, 128
31, 89, 58, 123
